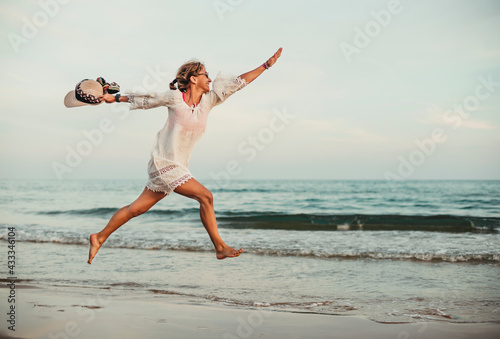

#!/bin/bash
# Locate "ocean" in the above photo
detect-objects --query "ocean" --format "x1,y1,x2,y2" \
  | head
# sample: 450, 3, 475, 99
1, 179, 499, 323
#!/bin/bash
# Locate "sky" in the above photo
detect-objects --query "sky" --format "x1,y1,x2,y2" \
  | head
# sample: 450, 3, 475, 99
0, 0, 499, 181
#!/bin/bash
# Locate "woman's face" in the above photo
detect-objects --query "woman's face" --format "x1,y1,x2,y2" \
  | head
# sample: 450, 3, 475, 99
196, 65, 212, 93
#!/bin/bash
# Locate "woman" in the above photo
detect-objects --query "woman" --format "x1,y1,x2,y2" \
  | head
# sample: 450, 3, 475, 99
88, 48, 283, 264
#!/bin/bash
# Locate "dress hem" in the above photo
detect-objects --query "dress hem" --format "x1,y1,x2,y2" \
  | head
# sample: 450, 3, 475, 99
145, 174, 193, 195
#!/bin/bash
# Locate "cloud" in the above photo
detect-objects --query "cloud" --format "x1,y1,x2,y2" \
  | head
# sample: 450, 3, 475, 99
416, 104, 496, 130
298, 119, 387, 143
459, 120, 496, 130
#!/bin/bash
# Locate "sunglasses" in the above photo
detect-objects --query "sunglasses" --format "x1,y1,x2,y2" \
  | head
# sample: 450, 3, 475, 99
197, 72, 209, 78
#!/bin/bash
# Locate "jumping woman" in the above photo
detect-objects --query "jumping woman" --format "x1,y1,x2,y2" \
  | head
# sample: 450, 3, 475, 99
87, 47, 283, 264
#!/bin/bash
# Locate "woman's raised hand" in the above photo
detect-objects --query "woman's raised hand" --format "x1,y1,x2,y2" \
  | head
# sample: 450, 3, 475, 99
266, 47, 283, 68
239, 47, 283, 84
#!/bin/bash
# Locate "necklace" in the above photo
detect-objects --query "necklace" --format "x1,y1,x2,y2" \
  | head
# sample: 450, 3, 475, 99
183, 92, 199, 113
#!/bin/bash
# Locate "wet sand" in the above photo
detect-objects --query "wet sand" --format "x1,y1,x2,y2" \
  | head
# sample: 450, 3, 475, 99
1, 286, 499, 339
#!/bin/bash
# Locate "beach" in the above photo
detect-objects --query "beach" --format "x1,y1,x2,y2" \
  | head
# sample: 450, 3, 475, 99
1, 179, 499, 337
2, 0, 500, 336
2, 284, 500, 339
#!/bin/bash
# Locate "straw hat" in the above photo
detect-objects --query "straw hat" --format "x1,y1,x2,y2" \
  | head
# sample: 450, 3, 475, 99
64, 79, 104, 108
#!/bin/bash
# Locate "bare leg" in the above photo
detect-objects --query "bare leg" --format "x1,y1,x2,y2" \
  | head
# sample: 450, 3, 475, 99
174, 178, 243, 259
88, 187, 166, 264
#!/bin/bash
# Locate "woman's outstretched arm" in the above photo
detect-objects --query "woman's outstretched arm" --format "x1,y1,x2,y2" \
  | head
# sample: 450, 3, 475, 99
98, 91, 180, 110
239, 47, 283, 84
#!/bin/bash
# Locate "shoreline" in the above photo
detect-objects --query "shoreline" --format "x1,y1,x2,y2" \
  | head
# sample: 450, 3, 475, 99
2, 239, 500, 325
1, 285, 499, 339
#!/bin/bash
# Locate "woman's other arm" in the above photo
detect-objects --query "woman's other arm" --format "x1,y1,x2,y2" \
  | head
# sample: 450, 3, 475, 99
98, 91, 180, 110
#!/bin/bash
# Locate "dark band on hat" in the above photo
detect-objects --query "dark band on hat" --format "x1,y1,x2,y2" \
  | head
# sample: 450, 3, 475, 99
75, 79, 101, 104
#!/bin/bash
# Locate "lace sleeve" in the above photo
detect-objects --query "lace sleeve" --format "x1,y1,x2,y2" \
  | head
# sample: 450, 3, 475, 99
125, 90, 181, 110
207, 72, 247, 108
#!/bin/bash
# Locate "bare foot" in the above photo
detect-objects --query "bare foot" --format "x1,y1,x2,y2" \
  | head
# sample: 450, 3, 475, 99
216, 245, 243, 260
88, 234, 103, 264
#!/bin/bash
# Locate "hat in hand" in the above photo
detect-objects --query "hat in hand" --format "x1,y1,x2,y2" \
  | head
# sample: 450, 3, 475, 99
64, 79, 104, 108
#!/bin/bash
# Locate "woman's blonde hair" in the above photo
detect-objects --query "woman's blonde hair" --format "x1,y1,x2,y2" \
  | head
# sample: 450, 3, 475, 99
169, 60, 204, 92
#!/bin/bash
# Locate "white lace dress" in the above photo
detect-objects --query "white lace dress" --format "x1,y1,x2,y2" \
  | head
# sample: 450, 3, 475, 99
126, 73, 247, 195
